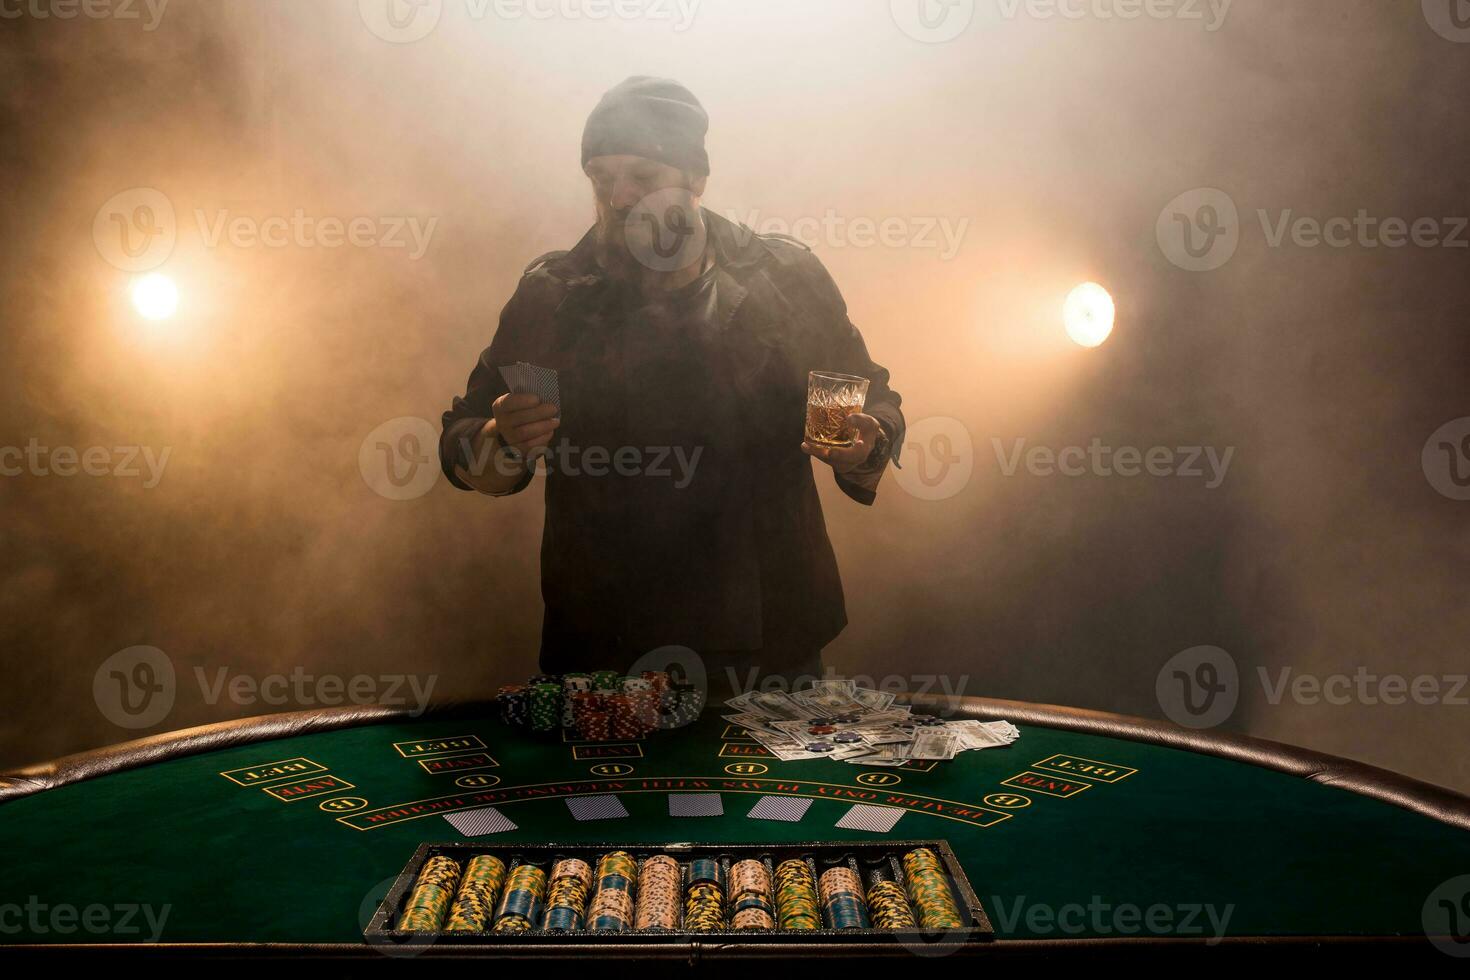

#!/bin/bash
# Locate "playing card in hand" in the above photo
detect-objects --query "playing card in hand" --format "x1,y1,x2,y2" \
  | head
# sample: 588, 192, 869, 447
497, 361, 560, 410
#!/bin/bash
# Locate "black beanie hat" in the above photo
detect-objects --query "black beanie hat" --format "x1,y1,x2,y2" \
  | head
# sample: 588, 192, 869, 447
581, 76, 710, 177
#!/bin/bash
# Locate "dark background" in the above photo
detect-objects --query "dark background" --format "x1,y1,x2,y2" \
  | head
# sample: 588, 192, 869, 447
2, 0, 1467, 792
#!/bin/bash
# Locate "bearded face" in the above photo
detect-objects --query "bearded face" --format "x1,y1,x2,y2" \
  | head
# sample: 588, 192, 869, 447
585, 154, 707, 283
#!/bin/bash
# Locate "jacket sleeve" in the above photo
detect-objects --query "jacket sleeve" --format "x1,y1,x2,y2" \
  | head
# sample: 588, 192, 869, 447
797, 253, 905, 506
438, 278, 543, 495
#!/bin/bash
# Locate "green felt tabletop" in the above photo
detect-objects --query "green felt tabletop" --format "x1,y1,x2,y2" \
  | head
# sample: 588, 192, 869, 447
0, 710, 1464, 944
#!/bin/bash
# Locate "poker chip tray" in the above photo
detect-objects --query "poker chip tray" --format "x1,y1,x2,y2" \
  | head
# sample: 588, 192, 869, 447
364, 840, 994, 946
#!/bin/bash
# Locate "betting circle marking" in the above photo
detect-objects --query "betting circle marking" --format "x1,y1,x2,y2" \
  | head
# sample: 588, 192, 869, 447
983, 793, 1032, 809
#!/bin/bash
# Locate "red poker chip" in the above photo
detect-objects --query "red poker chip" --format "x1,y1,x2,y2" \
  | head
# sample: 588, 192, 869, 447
807, 725, 836, 735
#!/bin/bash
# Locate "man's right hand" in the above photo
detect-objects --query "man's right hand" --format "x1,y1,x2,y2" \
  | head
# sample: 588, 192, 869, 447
491, 392, 561, 458
455, 393, 560, 495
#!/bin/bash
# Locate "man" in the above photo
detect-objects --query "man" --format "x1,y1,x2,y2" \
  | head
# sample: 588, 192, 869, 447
440, 77, 903, 686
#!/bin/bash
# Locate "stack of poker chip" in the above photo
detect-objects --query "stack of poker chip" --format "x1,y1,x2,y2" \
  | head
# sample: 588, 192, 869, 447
608, 690, 641, 741
726, 859, 775, 930
495, 684, 529, 728
396, 855, 461, 932
541, 857, 594, 931
443, 854, 507, 932
499, 668, 689, 740
529, 682, 562, 734
573, 691, 611, 741
901, 848, 965, 929
491, 864, 547, 933
866, 880, 918, 930
773, 859, 821, 930
683, 857, 725, 932
669, 682, 705, 727
562, 673, 593, 730
588, 851, 639, 932
589, 673, 622, 742
634, 854, 682, 931
619, 675, 660, 737
818, 866, 872, 930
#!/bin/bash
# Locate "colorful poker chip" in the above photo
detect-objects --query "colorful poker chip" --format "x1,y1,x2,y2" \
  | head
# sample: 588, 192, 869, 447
818, 866, 871, 930
684, 879, 725, 932
831, 732, 863, 744
635, 855, 681, 931
807, 725, 837, 735
541, 858, 593, 932
383, 846, 972, 938
726, 858, 773, 930
804, 742, 835, 753
589, 851, 639, 933
491, 863, 547, 933
774, 859, 821, 930
444, 854, 507, 932
902, 847, 965, 930
397, 855, 462, 932
866, 880, 918, 930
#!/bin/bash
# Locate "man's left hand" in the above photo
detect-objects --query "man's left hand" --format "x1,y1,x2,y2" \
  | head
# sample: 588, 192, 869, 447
802, 413, 882, 474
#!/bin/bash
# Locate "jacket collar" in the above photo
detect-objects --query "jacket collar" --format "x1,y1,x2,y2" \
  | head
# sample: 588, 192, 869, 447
548, 208, 784, 331
551, 207, 772, 284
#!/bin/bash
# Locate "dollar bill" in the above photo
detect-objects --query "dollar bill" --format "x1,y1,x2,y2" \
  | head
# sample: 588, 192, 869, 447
849, 743, 912, 766
851, 687, 897, 711
909, 729, 958, 761
747, 691, 814, 721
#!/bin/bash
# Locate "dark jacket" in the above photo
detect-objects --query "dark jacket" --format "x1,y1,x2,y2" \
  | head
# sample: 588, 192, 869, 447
440, 209, 904, 672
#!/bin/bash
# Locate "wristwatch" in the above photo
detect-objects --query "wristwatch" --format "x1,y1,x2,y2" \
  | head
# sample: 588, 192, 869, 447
488, 427, 522, 468
866, 425, 892, 466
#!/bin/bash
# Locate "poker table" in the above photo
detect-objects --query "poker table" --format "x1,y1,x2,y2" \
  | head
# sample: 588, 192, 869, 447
2, 694, 1468, 964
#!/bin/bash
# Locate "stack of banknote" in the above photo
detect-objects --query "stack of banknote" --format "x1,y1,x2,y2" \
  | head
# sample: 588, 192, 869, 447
722, 679, 1019, 765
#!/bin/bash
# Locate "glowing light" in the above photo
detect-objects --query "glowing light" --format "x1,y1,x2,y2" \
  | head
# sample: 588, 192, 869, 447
131, 273, 179, 320
1064, 282, 1115, 348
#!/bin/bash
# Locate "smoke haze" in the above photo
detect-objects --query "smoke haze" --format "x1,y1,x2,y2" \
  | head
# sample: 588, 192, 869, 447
1, 0, 1467, 793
